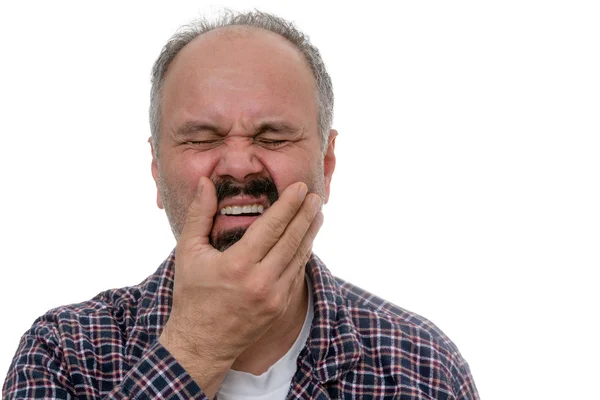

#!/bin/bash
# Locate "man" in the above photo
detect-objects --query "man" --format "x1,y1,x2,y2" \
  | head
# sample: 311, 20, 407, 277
3, 10, 478, 400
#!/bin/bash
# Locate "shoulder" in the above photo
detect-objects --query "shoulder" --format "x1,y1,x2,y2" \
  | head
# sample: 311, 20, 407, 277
336, 276, 452, 346
334, 276, 476, 397
25, 278, 147, 345
4, 268, 170, 398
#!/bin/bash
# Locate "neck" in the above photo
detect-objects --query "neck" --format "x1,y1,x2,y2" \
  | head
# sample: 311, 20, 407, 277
231, 274, 308, 375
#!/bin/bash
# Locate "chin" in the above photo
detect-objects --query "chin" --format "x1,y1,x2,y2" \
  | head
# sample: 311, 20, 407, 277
211, 227, 247, 252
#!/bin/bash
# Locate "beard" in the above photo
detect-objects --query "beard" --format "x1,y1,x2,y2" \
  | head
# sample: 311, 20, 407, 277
157, 162, 325, 252
210, 177, 279, 251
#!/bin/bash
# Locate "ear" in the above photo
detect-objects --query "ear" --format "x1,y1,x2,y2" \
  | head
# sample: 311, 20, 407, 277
149, 137, 164, 209
322, 129, 337, 204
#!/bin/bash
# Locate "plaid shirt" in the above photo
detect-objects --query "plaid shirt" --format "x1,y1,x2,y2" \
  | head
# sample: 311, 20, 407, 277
3, 251, 479, 399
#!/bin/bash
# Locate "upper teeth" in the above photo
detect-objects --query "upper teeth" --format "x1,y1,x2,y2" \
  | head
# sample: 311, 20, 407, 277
220, 204, 265, 215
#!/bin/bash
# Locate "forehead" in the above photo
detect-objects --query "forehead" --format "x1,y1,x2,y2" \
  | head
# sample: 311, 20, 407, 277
160, 26, 317, 125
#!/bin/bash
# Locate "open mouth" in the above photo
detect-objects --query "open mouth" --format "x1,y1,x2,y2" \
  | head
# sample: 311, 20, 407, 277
219, 204, 265, 217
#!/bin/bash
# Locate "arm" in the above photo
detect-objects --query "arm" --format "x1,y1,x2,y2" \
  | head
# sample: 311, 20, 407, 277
157, 178, 322, 398
4, 178, 321, 399
452, 350, 480, 400
3, 330, 74, 399
3, 329, 207, 399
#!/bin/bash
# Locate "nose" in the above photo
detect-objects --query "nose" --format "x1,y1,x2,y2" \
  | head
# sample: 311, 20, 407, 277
213, 138, 264, 182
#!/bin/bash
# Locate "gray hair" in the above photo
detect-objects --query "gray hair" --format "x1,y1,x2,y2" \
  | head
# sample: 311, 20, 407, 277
149, 10, 334, 158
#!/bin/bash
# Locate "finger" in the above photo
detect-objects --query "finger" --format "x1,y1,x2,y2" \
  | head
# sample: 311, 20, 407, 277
276, 211, 323, 291
178, 176, 218, 248
262, 194, 321, 277
279, 248, 310, 312
230, 182, 308, 262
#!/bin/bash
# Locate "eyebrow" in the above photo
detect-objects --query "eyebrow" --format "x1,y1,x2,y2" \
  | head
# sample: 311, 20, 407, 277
255, 122, 299, 135
174, 121, 221, 139
174, 120, 300, 138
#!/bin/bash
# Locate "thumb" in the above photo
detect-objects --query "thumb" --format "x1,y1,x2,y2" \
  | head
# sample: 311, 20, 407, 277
178, 176, 217, 247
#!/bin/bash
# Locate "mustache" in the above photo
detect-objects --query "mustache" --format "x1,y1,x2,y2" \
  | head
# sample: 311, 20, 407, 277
214, 177, 279, 206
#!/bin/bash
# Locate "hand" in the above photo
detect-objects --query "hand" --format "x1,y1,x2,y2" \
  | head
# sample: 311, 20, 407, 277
158, 177, 323, 398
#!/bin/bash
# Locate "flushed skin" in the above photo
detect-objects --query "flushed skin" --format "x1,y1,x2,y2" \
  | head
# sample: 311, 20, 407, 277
151, 26, 336, 241
150, 26, 337, 398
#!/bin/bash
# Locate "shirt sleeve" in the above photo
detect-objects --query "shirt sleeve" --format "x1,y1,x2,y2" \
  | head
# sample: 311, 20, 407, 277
105, 342, 207, 399
451, 351, 480, 400
2, 328, 208, 400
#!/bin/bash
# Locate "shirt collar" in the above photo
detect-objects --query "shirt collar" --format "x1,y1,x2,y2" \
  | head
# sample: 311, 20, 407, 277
304, 254, 362, 383
137, 250, 362, 384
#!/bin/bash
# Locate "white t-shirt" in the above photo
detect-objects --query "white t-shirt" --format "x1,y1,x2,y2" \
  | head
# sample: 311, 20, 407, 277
216, 276, 314, 400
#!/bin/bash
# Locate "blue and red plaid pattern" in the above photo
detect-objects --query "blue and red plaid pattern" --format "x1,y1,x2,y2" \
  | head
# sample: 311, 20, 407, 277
3, 251, 478, 399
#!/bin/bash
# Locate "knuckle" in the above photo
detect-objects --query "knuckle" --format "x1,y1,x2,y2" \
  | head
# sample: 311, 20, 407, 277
302, 202, 318, 221
178, 241, 203, 260
265, 214, 288, 236
248, 280, 271, 302
284, 198, 300, 216
284, 234, 302, 254
265, 293, 284, 315
183, 204, 205, 225
289, 255, 304, 273
290, 247, 311, 272
227, 260, 248, 279
294, 239, 311, 261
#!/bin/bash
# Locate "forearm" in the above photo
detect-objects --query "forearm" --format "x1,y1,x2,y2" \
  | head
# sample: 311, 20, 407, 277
158, 325, 234, 399
105, 341, 208, 399
3, 336, 207, 400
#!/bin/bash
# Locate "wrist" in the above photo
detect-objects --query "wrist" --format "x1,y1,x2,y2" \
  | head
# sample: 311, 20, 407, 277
159, 325, 234, 398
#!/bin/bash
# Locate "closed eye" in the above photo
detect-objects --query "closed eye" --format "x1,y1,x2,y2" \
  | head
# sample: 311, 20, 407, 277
256, 139, 287, 148
187, 140, 219, 144
184, 139, 224, 150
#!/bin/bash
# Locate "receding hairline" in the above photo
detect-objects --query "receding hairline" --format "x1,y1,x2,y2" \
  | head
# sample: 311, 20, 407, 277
157, 24, 320, 135
163, 24, 316, 83
149, 10, 335, 157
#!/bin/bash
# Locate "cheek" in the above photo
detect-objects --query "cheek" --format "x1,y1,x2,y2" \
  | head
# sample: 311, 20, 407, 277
258, 151, 321, 192
163, 151, 219, 188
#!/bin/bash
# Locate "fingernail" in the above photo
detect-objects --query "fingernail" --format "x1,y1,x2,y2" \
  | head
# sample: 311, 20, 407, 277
298, 183, 308, 199
311, 195, 322, 210
315, 210, 324, 225
197, 179, 204, 196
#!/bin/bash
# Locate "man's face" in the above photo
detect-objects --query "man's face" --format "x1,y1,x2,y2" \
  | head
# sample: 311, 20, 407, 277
150, 27, 336, 249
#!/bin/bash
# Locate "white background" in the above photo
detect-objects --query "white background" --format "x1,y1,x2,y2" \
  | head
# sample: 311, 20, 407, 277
1, 1, 599, 399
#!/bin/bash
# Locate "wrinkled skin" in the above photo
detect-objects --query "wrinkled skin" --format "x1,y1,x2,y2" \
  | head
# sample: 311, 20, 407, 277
149, 26, 337, 398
